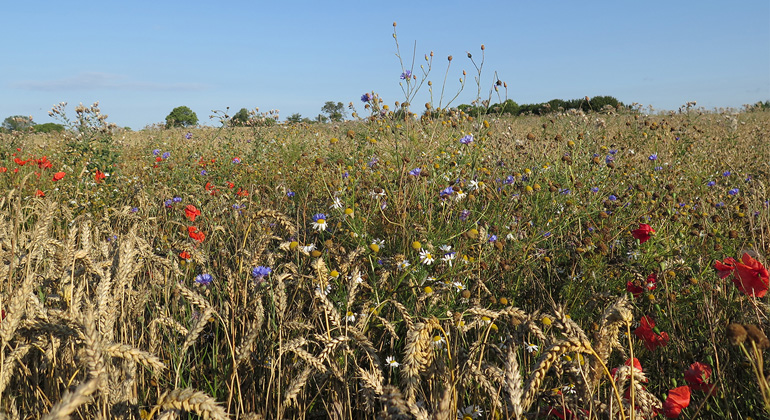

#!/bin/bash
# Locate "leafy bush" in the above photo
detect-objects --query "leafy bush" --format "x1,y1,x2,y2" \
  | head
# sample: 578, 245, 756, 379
33, 123, 65, 133
230, 108, 250, 126
165, 106, 199, 128
2, 115, 35, 132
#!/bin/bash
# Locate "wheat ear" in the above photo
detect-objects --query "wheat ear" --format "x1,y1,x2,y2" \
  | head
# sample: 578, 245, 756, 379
153, 388, 229, 420
41, 378, 99, 420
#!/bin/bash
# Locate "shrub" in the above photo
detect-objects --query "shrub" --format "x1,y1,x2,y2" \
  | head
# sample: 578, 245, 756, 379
33, 122, 65, 133
2, 115, 35, 132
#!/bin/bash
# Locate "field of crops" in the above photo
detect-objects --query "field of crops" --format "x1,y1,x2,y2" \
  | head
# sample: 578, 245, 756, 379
0, 104, 768, 419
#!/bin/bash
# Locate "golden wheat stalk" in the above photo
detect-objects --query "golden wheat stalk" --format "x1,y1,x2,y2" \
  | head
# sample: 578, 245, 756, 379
521, 336, 593, 411
103, 343, 166, 373
152, 388, 229, 420
40, 378, 99, 420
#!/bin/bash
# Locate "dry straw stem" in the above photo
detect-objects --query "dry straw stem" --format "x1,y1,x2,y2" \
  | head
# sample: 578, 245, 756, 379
153, 388, 228, 420
41, 378, 99, 420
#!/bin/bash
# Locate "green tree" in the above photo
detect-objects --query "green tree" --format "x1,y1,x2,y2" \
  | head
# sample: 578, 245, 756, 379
231, 108, 250, 126
165, 106, 198, 128
2, 115, 35, 132
286, 113, 303, 124
34, 122, 65, 133
321, 101, 346, 122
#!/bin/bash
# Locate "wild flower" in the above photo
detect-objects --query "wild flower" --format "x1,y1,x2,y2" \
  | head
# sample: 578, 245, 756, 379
330, 197, 343, 209
232, 157, 241, 164
722, 171, 731, 176
684, 362, 715, 392
311, 213, 328, 232
287, 190, 295, 197
714, 253, 769, 297
400, 70, 412, 79
185, 132, 193, 139
632, 223, 655, 244
419, 249, 435, 265
526, 343, 539, 353
52, 172, 65, 181
457, 405, 483, 419
184, 205, 201, 222
188, 226, 205, 243
648, 153, 658, 161
662, 386, 691, 418
385, 356, 399, 368
251, 266, 272, 282
707, 181, 716, 186
397, 259, 410, 270
194, 273, 213, 286
459, 209, 470, 221
728, 188, 739, 195
361, 93, 372, 102
346, 311, 356, 322
634, 315, 669, 350
460, 134, 474, 145
409, 167, 421, 176
162, 152, 171, 160
432, 335, 445, 347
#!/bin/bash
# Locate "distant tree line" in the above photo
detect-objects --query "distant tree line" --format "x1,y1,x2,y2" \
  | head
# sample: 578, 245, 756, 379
456, 95, 625, 117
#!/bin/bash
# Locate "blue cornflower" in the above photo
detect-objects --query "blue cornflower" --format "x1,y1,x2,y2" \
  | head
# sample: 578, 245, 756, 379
162, 152, 171, 160
715, 202, 725, 208
232, 157, 241, 164
723, 171, 731, 177
440, 186, 454, 197
655, 166, 663, 171
361, 93, 372, 103
591, 187, 599, 193
200, 170, 208, 176
173, 197, 182, 203
287, 190, 295, 198
605, 155, 615, 164
152, 149, 161, 156
707, 181, 716, 187
460, 134, 474, 145
609, 149, 618, 155
503, 175, 515, 185
409, 168, 422, 176
648, 153, 658, 161
342, 171, 349, 179
459, 209, 471, 221
251, 266, 272, 281
728, 188, 739, 196
400, 70, 412, 80
185, 132, 193, 140
130, 207, 138, 213
195, 273, 213, 286
609, 195, 617, 201
164, 199, 173, 208
488, 234, 498, 243
560, 189, 571, 195
543, 232, 552, 237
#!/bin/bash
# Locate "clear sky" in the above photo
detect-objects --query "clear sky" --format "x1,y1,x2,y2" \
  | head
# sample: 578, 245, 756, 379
2, 0, 768, 129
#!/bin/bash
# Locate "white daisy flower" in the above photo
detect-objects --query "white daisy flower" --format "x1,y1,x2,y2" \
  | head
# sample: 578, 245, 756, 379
330, 197, 343, 209
526, 343, 539, 353
441, 251, 457, 266
432, 335, 445, 348
452, 281, 466, 292
457, 405, 483, 419
386, 356, 400, 368
301, 244, 316, 253
438, 245, 452, 253
311, 213, 328, 232
398, 259, 411, 270
346, 311, 356, 322
419, 249, 435, 265
562, 384, 576, 394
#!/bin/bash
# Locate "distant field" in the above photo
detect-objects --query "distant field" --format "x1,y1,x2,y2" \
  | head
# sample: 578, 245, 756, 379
0, 107, 768, 419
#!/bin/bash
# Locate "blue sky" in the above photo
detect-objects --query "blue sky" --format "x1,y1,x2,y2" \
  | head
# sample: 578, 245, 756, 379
2, 1, 768, 129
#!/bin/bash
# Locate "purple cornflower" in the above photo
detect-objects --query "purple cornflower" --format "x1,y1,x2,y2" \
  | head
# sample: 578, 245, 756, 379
728, 188, 739, 196
560, 189, 571, 195
164, 199, 173, 208
361, 93, 372, 103
173, 197, 182, 203
232, 157, 241, 164
200, 169, 208, 176
591, 187, 599, 193
287, 190, 295, 198
195, 273, 213, 286
503, 175, 515, 185
655, 166, 663, 171
605, 155, 615, 164
609, 195, 617, 201
488, 234, 498, 243
185, 132, 193, 139
707, 181, 716, 187
440, 186, 454, 197
648, 153, 658, 161
130, 207, 138, 213
152, 149, 161, 156
400, 70, 412, 80
723, 171, 731, 177
409, 168, 422, 176
459, 209, 471, 221
251, 266, 272, 281
609, 149, 618, 155
162, 152, 171, 160
543, 232, 552, 237
460, 134, 474, 145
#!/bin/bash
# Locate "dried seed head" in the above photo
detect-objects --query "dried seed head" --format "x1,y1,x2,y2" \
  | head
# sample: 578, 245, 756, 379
726, 323, 747, 345
744, 324, 770, 349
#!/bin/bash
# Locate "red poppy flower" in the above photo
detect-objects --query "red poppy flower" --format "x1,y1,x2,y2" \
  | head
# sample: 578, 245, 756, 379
179, 251, 191, 261
184, 205, 201, 222
732, 253, 769, 298
52, 172, 66, 181
714, 257, 737, 279
94, 169, 106, 182
35, 190, 45, 197
662, 385, 690, 418
14, 157, 27, 166
684, 362, 715, 393
627, 273, 657, 298
236, 188, 249, 197
188, 226, 205, 243
632, 223, 655, 244
634, 316, 669, 351
626, 281, 644, 298
227, 181, 235, 189
37, 156, 52, 169
0, 167, 7, 173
